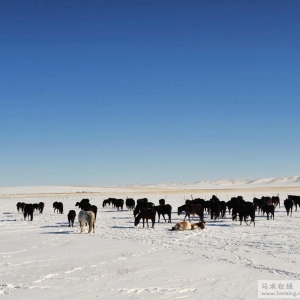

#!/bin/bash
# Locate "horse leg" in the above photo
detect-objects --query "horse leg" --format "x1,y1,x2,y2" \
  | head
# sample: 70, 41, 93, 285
168, 213, 171, 223
185, 212, 191, 222
146, 219, 149, 228
162, 214, 167, 222
152, 217, 155, 228
88, 218, 94, 233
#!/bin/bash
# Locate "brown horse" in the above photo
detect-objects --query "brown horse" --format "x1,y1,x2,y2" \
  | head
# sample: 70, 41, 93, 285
177, 204, 204, 222
134, 208, 156, 228
172, 221, 206, 231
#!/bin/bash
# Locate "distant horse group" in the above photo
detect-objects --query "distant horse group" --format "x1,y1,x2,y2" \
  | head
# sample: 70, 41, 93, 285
16, 202, 45, 221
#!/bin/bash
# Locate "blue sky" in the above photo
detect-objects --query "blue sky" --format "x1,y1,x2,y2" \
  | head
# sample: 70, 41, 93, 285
1, 0, 299, 186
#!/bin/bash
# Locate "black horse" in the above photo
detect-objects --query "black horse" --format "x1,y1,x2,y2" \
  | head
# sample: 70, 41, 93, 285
24, 204, 34, 221
126, 198, 135, 211
115, 199, 124, 211
154, 204, 172, 223
284, 199, 293, 216
67, 210, 76, 227
134, 208, 156, 228
232, 202, 255, 226
38, 202, 45, 213
75, 198, 90, 207
261, 204, 275, 220
53, 202, 63, 214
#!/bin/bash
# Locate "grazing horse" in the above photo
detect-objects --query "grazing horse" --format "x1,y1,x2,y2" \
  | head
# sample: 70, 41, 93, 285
134, 208, 156, 228
78, 211, 95, 233
177, 204, 204, 222
102, 199, 111, 208
68, 210, 76, 227
16, 202, 23, 212
134, 202, 154, 217
172, 221, 206, 231
284, 199, 293, 216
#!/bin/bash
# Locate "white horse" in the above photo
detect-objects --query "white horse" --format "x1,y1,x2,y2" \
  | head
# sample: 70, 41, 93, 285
78, 211, 95, 233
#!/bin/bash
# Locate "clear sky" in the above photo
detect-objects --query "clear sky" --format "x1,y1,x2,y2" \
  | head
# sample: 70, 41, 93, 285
1, 0, 299, 186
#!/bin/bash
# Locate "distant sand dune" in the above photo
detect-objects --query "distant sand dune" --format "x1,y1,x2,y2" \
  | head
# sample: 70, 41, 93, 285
1, 176, 300, 198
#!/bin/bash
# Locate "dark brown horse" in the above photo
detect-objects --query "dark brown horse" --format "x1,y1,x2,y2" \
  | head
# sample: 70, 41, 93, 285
134, 208, 156, 228
177, 204, 204, 222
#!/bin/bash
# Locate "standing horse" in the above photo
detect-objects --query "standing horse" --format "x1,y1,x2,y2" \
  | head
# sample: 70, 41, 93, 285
154, 204, 172, 223
272, 196, 280, 208
177, 204, 204, 222
78, 211, 95, 233
24, 204, 34, 221
68, 210, 76, 227
284, 199, 293, 216
38, 202, 45, 213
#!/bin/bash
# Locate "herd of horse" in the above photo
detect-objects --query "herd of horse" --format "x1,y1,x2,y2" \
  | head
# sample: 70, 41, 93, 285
15, 194, 300, 233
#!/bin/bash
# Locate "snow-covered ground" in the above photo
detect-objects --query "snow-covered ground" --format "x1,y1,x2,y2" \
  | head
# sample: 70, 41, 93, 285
1, 178, 300, 299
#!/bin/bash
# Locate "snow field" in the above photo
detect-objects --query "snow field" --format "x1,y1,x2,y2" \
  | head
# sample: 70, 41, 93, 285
0, 189, 299, 299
